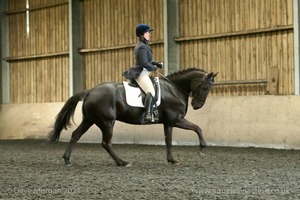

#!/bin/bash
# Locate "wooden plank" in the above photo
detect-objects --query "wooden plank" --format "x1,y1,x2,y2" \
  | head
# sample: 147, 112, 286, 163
259, 0, 266, 29
282, 30, 289, 94
271, 0, 277, 27
234, 36, 241, 95
266, 66, 279, 95
201, 0, 207, 35
286, 0, 293, 25
79, 40, 164, 53
277, 31, 284, 94
174, 25, 293, 42
240, 35, 246, 94
277, 0, 283, 26
229, 0, 235, 32
4, 52, 69, 62
249, 0, 257, 29
287, 31, 294, 94
265, 0, 272, 27
192, 0, 197, 36
183, 0, 188, 37
219, 0, 224, 33
237, 0, 243, 31
281, 0, 287, 25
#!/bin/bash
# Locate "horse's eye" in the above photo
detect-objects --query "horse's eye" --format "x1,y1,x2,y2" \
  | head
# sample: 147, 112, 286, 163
202, 84, 210, 90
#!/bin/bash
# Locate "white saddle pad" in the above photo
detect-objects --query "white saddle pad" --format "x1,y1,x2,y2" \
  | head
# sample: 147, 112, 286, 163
123, 78, 161, 108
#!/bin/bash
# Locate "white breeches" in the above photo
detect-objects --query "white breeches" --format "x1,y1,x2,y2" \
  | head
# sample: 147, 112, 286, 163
135, 72, 155, 97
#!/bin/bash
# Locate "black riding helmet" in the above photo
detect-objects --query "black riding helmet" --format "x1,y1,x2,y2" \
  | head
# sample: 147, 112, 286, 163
136, 24, 153, 37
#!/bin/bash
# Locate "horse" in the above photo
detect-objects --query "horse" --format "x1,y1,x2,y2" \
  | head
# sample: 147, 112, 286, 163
48, 68, 218, 166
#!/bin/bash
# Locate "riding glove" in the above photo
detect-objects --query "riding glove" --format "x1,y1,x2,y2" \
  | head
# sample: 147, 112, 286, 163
152, 61, 163, 68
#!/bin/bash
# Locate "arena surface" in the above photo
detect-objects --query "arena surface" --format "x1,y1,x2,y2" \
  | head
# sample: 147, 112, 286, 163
0, 140, 299, 199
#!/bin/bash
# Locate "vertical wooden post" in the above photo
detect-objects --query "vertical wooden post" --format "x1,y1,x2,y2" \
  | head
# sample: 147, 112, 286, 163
294, 0, 300, 95
1, 0, 9, 103
164, 0, 179, 74
69, 0, 83, 97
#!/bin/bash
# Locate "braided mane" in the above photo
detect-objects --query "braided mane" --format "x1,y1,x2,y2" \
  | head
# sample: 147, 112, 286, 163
166, 68, 207, 80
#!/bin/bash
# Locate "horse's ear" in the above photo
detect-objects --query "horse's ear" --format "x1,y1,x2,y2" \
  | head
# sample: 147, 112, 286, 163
205, 72, 214, 79
213, 72, 218, 78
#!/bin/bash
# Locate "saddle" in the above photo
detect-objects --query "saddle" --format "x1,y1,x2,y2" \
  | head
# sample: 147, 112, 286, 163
123, 77, 161, 108
128, 77, 159, 98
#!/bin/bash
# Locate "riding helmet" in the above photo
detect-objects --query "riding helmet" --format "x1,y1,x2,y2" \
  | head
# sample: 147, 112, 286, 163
136, 24, 153, 37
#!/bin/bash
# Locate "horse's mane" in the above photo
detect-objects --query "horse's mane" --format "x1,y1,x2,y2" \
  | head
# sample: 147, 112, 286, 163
166, 68, 207, 80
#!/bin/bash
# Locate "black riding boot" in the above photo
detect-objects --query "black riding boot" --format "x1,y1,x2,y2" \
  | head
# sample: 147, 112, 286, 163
144, 92, 154, 123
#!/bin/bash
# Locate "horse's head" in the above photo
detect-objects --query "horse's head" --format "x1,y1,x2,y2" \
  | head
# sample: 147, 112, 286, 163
190, 72, 218, 110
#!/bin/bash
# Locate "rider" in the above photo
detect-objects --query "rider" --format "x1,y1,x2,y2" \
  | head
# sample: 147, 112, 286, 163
123, 24, 163, 123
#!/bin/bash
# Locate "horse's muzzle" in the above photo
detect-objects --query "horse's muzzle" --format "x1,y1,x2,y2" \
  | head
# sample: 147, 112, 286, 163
192, 100, 205, 110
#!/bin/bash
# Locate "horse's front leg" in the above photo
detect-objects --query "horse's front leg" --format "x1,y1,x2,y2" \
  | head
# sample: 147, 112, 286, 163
174, 117, 206, 156
163, 124, 179, 164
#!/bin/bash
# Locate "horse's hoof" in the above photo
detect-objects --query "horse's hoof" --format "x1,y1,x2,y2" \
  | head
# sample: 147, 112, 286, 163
168, 160, 179, 165
125, 162, 132, 167
64, 160, 72, 166
63, 157, 71, 166
198, 151, 205, 158
117, 161, 131, 167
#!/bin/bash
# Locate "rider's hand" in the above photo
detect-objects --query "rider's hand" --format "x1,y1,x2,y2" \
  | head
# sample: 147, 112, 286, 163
156, 62, 163, 68
152, 61, 163, 68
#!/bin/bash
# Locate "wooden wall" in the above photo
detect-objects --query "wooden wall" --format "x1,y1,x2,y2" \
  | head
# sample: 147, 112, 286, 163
81, 0, 164, 89
6, 0, 69, 103
177, 0, 294, 96
4, 0, 295, 103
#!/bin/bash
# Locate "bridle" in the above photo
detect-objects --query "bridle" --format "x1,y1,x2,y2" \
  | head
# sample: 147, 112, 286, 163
191, 81, 204, 99
191, 81, 214, 107
191, 79, 214, 100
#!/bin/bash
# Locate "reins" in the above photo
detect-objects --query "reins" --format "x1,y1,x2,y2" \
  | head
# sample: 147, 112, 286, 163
156, 69, 199, 99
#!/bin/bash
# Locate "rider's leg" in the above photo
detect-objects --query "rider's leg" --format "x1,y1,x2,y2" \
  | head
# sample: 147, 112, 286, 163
135, 74, 155, 96
144, 92, 154, 123
135, 74, 155, 123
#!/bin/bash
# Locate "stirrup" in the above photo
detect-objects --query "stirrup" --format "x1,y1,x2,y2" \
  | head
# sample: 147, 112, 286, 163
144, 113, 152, 123
153, 110, 159, 122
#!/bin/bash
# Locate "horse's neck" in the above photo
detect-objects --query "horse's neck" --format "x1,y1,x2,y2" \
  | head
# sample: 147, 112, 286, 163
167, 77, 191, 95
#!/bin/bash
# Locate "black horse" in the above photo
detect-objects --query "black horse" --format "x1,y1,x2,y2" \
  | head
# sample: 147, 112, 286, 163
48, 68, 218, 166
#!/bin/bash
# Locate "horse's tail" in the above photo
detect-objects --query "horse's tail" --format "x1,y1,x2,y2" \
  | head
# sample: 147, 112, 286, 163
48, 90, 88, 143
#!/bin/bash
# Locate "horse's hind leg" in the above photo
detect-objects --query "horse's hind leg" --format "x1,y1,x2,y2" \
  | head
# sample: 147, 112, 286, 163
97, 121, 130, 166
63, 119, 93, 165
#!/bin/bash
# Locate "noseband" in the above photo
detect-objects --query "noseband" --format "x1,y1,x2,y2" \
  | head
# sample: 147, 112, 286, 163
191, 80, 213, 100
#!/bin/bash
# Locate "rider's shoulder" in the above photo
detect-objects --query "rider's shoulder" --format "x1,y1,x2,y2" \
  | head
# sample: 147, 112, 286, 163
135, 42, 147, 53
136, 41, 147, 48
